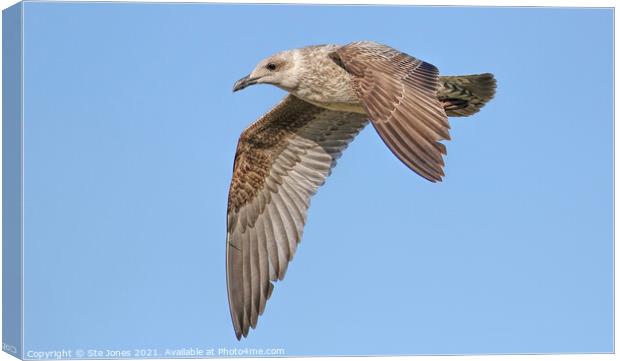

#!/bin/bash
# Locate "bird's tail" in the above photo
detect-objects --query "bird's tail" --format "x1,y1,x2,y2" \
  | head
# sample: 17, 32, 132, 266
437, 73, 496, 117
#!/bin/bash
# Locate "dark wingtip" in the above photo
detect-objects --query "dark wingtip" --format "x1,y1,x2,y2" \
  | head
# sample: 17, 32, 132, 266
426, 172, 444, 183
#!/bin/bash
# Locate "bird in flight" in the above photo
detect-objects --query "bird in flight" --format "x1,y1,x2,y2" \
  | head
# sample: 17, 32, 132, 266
227, 41, 496, 339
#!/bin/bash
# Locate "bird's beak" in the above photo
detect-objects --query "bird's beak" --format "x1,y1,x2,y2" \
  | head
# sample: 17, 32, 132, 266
233, 75, 258, 92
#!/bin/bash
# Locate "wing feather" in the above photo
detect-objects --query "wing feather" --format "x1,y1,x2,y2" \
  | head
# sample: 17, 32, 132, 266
248, 225, 260, 328
335, 41, 450, 182
226, 95, 368, 339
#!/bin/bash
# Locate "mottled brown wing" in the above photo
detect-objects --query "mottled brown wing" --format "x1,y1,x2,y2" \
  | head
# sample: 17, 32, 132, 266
335, 41, 450, 182
227, 94, 368, 339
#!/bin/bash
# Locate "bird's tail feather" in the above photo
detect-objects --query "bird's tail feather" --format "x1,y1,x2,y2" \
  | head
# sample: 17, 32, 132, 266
437, 73, 496, 117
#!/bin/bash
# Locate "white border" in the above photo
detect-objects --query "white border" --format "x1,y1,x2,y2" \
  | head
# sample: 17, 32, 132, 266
0, 1, 615, 361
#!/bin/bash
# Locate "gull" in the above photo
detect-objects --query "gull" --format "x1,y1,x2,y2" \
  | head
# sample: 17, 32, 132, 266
227, 41, 496, 339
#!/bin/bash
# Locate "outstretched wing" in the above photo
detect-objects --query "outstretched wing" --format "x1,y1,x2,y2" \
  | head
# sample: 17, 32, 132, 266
335, 41, 450, 182
227, 94, 368, 339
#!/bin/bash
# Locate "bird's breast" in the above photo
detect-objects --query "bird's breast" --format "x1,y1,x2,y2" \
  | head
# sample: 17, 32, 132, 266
292, 56, 366, 114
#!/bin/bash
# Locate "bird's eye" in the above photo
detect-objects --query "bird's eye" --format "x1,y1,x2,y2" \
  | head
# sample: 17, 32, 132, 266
266, 63, 277, 71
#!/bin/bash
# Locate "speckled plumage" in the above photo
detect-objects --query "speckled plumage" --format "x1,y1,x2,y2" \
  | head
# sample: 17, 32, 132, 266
289, 45, 363, 112
227, 41, 496, 340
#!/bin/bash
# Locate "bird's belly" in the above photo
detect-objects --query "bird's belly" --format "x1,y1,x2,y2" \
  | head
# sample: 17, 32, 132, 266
294, 87, 367, 114
305, 99, 367, 114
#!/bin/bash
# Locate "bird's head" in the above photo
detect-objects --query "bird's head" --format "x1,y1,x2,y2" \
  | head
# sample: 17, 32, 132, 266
233, 50, 300, 93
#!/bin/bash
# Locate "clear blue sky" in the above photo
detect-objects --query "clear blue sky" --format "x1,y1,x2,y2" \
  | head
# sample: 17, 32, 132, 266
21, 2, 612, 356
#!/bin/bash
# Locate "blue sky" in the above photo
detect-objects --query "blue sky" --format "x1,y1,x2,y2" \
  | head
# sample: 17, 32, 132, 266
19, 2, 612, 356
